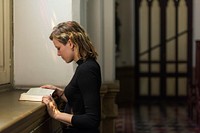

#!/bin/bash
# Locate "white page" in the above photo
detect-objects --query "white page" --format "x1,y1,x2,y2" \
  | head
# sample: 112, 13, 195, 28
26, 88, 54, 96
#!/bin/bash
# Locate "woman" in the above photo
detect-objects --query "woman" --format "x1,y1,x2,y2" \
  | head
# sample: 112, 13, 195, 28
42, 21, 101, 133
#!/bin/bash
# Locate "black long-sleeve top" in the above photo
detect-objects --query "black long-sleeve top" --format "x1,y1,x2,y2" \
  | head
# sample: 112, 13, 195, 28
63, 58, 101, 133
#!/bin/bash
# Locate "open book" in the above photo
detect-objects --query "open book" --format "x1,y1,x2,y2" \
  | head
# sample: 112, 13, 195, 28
19, 87, 55, 102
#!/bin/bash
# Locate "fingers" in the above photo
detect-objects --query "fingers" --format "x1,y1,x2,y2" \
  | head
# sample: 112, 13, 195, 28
40, 85, 50, 88
43, 97, 59, 119
42, 95, 57, 106
42, 95, 53, 104
41, 85, 56, 90
42, 96, 49, 104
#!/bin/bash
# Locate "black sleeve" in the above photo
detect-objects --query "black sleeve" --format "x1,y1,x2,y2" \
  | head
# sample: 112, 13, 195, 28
71, 65, 101, 129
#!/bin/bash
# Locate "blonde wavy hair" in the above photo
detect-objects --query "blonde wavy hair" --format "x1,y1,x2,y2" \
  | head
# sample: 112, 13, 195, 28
49, 21, 98, 60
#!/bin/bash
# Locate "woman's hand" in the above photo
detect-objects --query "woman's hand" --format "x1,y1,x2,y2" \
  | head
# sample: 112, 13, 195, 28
41, 85, 64, 97
42, 95, 60, 119
42, 95, 72, 125
40, 85, 57, 90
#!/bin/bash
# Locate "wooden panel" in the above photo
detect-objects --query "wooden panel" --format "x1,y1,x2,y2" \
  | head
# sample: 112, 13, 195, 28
0, 0, 11, 85
0, 0, 4, 68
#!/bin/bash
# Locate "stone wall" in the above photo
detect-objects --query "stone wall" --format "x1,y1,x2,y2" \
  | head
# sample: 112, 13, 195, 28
100, 81, 120, 133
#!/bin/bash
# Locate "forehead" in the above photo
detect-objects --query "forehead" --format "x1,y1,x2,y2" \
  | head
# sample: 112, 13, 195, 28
52, 38, 63, 47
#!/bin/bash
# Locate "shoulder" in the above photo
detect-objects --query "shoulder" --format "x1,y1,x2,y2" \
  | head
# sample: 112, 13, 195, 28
76, 58, 101, 77
79, 58, 100, 71
76, 59, 102, 88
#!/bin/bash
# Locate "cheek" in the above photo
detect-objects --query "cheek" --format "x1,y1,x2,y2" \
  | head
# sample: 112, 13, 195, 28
61, 47, 70, 58
60, 49, 67, 57
65, 49, 74, 61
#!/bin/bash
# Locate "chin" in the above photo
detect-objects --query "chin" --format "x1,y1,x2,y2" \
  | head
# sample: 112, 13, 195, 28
65, 60, 72, 63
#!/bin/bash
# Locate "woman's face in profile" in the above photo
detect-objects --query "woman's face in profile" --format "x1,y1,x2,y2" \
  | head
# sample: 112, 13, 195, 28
52, 38, 74, 63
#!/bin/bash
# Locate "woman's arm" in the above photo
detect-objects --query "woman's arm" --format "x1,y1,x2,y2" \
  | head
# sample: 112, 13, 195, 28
42, 95, 72, 125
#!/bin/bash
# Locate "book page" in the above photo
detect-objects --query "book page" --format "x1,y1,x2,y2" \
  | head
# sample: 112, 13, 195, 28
26, 87, 54, 96
19, 87, 55, 101
19, 93, 42, 101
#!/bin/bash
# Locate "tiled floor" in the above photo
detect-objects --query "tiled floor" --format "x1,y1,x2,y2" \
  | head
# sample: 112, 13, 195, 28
115, 103, 200, 133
